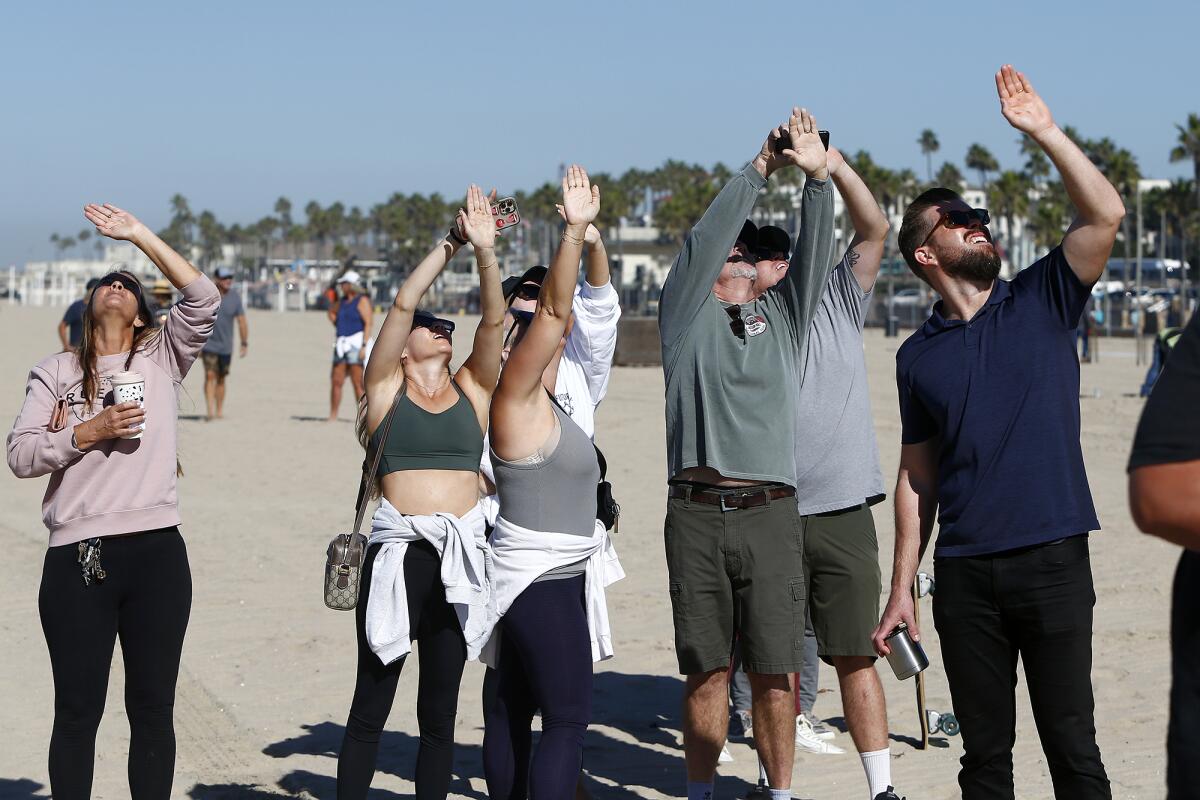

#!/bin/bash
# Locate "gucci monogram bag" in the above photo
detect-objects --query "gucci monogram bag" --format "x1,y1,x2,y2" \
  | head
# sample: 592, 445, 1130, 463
324, 386, 405, 611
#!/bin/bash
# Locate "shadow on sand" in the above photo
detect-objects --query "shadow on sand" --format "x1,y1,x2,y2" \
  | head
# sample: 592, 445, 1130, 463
0, 778, 50, 800
251, 671, 767, 799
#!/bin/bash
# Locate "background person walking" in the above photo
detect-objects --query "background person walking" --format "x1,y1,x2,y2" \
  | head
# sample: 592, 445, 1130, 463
200, 267, 247, 421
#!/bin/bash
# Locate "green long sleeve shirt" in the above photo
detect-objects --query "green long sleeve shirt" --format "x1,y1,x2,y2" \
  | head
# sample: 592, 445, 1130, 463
658, 163, 836, 486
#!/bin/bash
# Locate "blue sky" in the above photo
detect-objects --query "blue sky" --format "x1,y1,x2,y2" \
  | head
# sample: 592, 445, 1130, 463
2, 0, 1195, 266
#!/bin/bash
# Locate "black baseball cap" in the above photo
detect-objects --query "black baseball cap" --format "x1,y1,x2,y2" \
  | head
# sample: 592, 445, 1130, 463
85, 277, 100, 291
504, 265, 548, 302
756, 226, 792, 258
737, 220, 759, 249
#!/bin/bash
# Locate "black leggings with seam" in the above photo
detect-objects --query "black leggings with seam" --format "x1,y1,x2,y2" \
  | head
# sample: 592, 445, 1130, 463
482, 575, 592, 799
337, 540, 467, 800
38, 527, 192, 800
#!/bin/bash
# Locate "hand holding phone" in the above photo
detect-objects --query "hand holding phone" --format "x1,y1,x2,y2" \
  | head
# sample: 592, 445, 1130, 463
773, 130, 830, 154
490, 197, 521, 233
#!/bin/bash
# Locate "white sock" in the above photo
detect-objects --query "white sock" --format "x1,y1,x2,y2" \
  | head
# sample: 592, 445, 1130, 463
860, 748, 891, 798
768, 790, 791, 800
687, 781, 714, 800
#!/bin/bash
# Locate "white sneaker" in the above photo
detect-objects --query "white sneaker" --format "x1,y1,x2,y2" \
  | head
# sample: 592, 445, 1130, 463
795, 714, 845, 754
805, 714, 836, 740
719, 743, 734, 763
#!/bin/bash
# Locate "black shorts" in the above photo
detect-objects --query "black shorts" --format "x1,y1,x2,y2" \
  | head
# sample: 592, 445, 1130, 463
664, 487, 806, 675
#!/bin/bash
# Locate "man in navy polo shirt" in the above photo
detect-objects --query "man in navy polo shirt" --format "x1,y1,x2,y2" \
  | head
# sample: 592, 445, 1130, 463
871, 65, 1125, 800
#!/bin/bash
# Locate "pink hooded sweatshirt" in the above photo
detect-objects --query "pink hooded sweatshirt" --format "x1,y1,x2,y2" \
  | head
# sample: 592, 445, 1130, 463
7, 275, 220, 547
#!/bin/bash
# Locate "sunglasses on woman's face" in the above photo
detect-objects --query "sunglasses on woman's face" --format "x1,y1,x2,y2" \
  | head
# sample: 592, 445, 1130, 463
96, 272, 143, 300
414, 318, 455, 335
920, 208, 991, 249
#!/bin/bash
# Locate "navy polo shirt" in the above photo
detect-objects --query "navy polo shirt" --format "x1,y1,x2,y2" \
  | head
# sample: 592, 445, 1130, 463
896, 246, 1100, 557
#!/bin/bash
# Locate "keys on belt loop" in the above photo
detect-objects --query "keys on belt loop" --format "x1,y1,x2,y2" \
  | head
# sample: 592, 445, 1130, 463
76, 538, 107, 586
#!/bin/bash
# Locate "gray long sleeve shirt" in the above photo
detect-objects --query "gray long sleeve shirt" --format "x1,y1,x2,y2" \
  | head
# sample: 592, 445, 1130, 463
659, 163, 836, 486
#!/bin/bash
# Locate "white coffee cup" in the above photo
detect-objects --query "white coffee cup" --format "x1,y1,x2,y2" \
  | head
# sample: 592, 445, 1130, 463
110, 371, 145, 439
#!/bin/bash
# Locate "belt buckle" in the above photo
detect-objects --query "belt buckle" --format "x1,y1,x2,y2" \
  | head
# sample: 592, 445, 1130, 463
719, 493, 737, 513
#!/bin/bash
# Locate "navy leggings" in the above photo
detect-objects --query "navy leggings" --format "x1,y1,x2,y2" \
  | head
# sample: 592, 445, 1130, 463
337, 540, 467, 800
482, 575, 592, 799
38, 528, 192, 800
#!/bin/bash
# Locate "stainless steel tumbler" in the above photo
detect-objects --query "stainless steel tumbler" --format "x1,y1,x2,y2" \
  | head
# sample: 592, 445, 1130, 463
884, 622, 929, 680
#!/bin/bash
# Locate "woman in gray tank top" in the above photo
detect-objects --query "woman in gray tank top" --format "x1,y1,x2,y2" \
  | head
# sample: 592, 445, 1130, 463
481, 166, 623, 798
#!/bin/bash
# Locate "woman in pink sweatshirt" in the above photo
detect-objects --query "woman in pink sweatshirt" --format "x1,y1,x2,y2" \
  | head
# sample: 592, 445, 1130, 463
7, 203, 219, 800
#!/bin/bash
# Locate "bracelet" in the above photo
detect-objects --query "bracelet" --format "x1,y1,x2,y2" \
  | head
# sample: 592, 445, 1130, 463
561, 232, 585, 246
447, 227, 467, 246
478, 260, 498, 270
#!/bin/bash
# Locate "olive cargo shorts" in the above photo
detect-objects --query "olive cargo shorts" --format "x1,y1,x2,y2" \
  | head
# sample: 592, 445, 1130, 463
664, 492, 807, 675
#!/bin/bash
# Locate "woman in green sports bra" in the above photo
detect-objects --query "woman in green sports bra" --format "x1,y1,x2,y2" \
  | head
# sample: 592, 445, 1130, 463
336, 184, 506, 800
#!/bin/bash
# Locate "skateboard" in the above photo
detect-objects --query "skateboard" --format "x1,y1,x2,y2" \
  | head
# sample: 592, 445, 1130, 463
913, 571, 960, 749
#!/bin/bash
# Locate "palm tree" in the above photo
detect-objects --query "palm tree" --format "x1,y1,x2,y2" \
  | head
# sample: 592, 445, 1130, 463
1019, 135, 1051, 183
990, 171, 1031, 265
274, 197, 293, 232
965, 144, 999, 191
1027, 180, 1071, 252
918, 130, 939, 183
77, 229, 91, 258
1105, 148, 1141, 271
1170, 113, 1200, 218
935, 162, 966, 193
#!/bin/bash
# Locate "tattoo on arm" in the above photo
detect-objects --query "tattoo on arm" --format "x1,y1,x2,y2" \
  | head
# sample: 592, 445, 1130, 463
846, 248, 861, 270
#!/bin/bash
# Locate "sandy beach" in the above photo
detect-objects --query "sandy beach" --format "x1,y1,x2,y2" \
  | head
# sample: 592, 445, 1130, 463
0, 303, 1179, 799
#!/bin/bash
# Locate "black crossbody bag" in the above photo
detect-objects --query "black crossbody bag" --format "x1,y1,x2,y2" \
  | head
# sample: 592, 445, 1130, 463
546, 390, 620, 532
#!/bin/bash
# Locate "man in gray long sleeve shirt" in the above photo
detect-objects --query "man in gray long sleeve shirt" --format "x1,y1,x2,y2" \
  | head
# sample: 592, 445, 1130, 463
659, 108, 836, 800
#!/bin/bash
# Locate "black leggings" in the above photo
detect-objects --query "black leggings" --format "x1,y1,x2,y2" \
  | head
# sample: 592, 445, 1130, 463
482, 575, 592, 799
337, 541, 467, 800
38, 527, 192, 800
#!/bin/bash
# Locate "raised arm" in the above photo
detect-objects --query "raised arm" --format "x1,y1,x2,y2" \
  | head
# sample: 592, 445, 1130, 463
456, 185, 507, 408
995, 65, 1124, 285
828, 147, 889, 293
364, 196, 475, 394
84, 204, 202, 290
491, 166, 598, 459
777, 108, 836, 335
872, 438, 939, 655
658, 127, 791, 345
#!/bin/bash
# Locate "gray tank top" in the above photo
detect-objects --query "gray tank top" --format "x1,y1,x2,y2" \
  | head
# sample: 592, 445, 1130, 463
492, 402, 601, 581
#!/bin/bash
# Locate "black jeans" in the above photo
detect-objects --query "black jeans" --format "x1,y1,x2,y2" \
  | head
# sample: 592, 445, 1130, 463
337, 541, 467, 800
933, 535, 1110, 800
38, 528, 192, 800
1168, 550, 1200, 799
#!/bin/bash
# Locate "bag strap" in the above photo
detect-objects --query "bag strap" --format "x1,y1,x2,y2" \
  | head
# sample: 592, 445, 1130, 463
545, 389, 606, 481
352, 383, 407, 536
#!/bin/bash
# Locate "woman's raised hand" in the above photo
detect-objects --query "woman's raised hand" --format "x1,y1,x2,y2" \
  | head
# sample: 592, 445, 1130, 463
560, 165, 600, 226
83, 203, 144, 241
459, 185, 497, 251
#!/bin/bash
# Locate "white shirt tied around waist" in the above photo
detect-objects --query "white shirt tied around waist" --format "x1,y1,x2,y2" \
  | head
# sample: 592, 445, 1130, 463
480, 516, 625, 668
334, 330, 365, 360
365, 499, 492, 665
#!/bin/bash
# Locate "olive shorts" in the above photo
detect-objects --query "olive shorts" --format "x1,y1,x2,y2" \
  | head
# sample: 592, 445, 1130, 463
664, 492, 807, 675
803, 503, 882, 663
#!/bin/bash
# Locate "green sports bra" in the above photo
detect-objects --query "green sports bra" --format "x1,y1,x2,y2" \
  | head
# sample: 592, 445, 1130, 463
370, 381, 484, 477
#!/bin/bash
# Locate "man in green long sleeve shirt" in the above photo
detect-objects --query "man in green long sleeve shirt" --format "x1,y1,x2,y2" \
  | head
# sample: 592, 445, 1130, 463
659, 108, 836, 800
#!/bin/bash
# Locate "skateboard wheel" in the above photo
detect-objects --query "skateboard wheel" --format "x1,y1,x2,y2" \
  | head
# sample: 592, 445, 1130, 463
941, 714, 960, 736
745, 784, 771, 800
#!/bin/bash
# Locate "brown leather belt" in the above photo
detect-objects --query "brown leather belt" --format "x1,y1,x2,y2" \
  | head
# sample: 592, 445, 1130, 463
668, 483, 796, 511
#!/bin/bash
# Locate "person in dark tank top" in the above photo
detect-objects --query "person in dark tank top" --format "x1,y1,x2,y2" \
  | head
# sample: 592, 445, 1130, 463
335, 184, 506, 800
326, 271, 373, 421
481, 165, 624, 799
